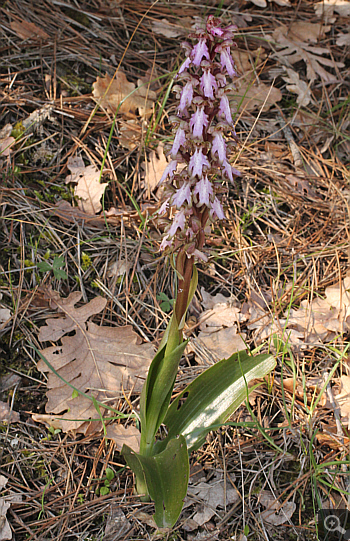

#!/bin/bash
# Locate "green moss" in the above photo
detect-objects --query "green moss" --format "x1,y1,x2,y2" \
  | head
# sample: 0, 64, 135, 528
81, 252, 92, 270
11, 121, 25, 140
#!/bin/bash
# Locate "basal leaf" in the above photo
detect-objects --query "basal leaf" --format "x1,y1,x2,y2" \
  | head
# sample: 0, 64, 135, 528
163, 350, 276, 452
122, 435, 189, 528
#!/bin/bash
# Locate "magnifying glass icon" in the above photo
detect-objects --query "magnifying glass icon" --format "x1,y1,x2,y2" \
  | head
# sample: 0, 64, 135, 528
324, 514, 347, 535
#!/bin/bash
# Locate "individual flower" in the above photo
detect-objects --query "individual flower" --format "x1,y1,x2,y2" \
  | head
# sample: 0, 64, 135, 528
190, 107, 209, 139
168, 209, 186, 238
189, 148, 210, 178
211, 131, 226, 164
218, 95, 233, 125
219, 47, 237, 78
179, 81, 194, 113
171, 127, 187, 157
223, 159, 240, 182
191, 39, 210, 66
210, 197, 225, 220
160, 160, 178, 184
172, 182, 192, 208
193, 175, 213, 206
200, 70, 217, 99
179, 57, 191, 74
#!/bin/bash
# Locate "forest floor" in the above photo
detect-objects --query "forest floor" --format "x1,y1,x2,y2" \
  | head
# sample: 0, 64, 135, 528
1, 0, 350, 540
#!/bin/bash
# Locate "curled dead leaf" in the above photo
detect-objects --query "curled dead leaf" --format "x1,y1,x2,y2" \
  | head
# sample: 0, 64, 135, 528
92, 72, 157, 118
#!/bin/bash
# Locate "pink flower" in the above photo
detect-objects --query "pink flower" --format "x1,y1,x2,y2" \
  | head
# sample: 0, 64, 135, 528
179, 81, 194, 113
223, 160, 240, 182
189, 148, 210, 178
206, 15, 224, 37
211, 197, 225, 220
191, 39, 210, 66
172, 182, 192, 208
211, 131, 226, 164
160, 236, 172, 250
171, 127, 187, 157
160, 160, 177, 184
220, 48, 236, 78
200, 70, 217, 99
194, 175, 213, 206
218, 95, 233, 125
168, 210, 186, 237
178, 57, 191, 74
158, 198, 170, 215
190, 107, 209, 139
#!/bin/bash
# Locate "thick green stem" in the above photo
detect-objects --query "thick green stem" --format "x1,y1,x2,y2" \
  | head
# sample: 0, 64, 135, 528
174, 253, 194, 332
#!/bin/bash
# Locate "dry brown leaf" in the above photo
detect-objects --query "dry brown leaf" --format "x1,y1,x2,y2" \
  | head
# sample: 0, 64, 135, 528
336, 32, 350, 46
0, 401, 20, 424
334, 375, 350, 419
316, 421, 350, 449
0, 137, 15, 158
36, 289, 154, 433
315, 0, 350, 21
259, 490, 296, 525
142, 143, 169, 194
118, 119, 142, 150
282, 69, 312, 107
186, 475, 239, 528
151, 18, 193, 38
272, 24, 344, 83
0, 309, 11, 325
106, 424, 140, 452
285, 276, 350, 343
282, 377, 330, 407
10, 19, 49, 40
197, 327, 247, 361
65, 156, 108, 215
232, 80, 282, 113
103, 504, 132, 541
92, 73, 157, 118
0, 476, 22, 541
245, 0, 290, 5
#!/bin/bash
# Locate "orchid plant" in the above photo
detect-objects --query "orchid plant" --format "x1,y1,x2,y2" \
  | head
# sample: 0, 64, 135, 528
121, 16, 276, 528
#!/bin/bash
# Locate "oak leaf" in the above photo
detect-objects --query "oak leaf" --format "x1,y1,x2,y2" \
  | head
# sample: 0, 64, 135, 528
92, 72, 157, 118
259, 490, 296, 525
272, 23, 344, 83
36, 289, 154, 433
282, 69, 312, 107
65, 156, 108, 215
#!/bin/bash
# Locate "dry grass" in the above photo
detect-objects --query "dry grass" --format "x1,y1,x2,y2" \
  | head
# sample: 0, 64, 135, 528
1, 0, 350, 539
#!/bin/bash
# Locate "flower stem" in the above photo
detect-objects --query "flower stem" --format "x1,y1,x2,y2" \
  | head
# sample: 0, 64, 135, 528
174, 252, 194, 334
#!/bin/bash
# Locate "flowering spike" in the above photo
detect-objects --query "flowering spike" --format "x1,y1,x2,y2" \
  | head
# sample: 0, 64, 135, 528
158, 15, 240, 260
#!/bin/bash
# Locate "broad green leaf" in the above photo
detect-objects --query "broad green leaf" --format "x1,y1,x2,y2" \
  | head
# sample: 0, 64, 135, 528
139, 339, 187, 455
163, 350, 276, 452
122, 435, 189, 528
